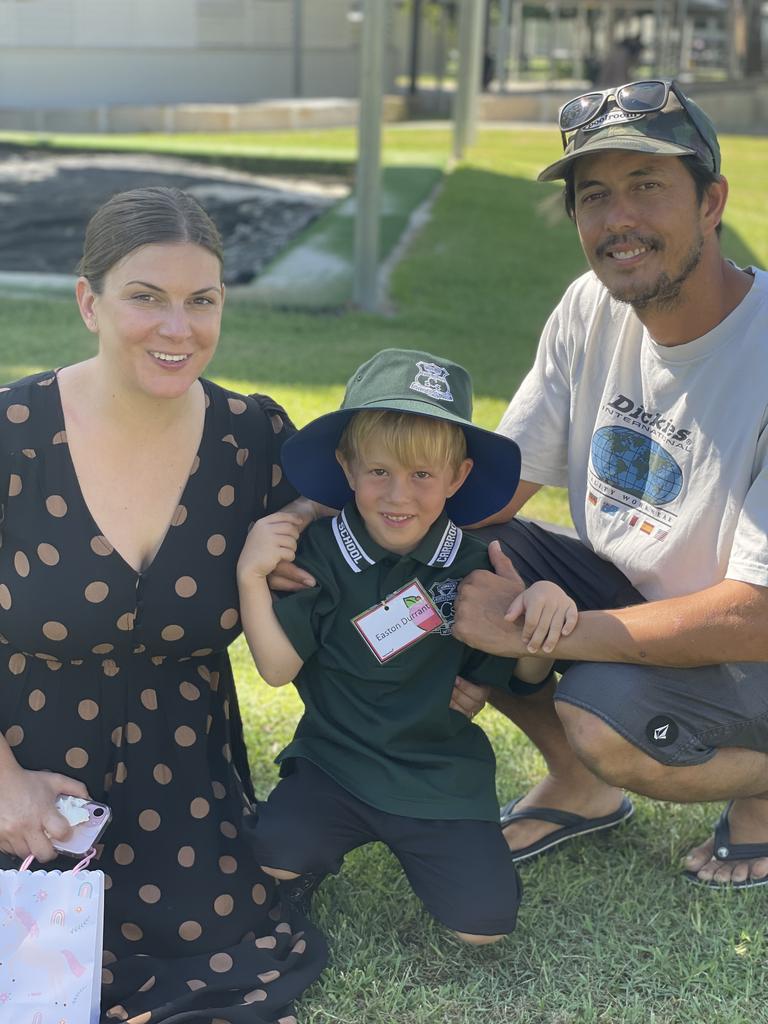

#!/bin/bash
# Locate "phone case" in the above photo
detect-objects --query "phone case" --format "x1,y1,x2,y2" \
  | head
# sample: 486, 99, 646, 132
52, 800, 112, 857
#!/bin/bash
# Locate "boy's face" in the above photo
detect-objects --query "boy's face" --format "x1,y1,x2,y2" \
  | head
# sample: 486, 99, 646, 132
337, 442, 473, 556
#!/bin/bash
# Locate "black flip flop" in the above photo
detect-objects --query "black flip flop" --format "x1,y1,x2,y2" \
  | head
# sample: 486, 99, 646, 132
499, 795, 635, 863
683, 801, 768, 889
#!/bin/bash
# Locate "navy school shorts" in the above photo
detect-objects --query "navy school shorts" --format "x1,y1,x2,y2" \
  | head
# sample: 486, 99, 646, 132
475, 519, 768, 767
245, 758, 521, 937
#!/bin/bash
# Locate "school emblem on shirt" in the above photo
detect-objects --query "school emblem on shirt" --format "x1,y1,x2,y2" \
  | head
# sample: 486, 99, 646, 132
409, 362, 454, 402
427, 578, 459, 636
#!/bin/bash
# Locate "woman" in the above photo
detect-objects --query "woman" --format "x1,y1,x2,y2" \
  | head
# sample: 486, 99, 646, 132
0, 187, 326, 1022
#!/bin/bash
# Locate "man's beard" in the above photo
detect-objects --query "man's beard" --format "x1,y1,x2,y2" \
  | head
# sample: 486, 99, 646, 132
600, 233, 704, 312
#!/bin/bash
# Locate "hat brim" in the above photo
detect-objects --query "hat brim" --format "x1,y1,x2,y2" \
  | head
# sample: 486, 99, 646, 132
282, 406, 521, 527
537, 135, 699, 182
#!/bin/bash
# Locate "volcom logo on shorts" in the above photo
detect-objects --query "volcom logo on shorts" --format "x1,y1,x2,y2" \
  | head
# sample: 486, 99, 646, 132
428, 579, 458, 636
409, 361, 454, 402
645, 715, 679, 746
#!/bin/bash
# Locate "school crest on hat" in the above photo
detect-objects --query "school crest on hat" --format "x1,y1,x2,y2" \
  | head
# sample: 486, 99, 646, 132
410, 361, 454, 403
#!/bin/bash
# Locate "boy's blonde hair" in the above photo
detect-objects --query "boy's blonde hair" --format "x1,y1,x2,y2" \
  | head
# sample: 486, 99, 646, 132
337, 410, 467, 473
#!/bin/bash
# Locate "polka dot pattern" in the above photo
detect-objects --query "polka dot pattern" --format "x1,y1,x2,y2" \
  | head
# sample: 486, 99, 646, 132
85, 581, 109, 603
175, 576, 197, 598
0, 378, 322, 1019
37, 542, 60, 565
207, 534, 226, 556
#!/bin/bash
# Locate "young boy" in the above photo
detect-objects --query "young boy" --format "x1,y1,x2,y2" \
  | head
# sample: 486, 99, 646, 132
238, 349, 577, 944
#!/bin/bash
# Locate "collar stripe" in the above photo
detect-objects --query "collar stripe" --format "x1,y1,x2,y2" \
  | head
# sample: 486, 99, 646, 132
427, 520, 462, 567
332, 509, 376, 573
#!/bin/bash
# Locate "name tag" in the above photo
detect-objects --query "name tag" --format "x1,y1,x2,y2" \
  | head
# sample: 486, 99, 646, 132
352, 579, 444, 664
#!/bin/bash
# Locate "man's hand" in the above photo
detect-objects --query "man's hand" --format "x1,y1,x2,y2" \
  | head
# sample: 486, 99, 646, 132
449, 676, 490, 719
453, 541, 530, 657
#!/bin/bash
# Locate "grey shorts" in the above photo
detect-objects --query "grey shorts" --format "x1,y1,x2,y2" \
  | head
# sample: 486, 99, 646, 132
476, 519, 768, 767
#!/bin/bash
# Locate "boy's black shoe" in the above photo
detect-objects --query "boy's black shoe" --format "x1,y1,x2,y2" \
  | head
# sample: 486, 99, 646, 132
282, 872, 326, 916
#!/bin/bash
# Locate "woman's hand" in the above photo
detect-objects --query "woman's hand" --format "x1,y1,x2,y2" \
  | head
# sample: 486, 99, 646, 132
237, 512, 303, 583
0, 765, 89, 862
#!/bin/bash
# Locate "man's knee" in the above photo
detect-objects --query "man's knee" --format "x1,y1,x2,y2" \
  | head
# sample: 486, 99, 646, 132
555, 698, 667, 789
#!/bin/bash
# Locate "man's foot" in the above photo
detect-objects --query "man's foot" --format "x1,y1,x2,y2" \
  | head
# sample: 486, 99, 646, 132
501, 774, 628, 857
684, 796, 768, 887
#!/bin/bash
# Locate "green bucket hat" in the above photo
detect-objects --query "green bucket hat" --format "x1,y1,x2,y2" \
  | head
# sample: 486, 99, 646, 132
538, 79, 720, 182
281, 348, 521, 526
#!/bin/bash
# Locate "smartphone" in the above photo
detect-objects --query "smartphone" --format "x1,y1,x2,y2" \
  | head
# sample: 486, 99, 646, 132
52, 800, 112, 857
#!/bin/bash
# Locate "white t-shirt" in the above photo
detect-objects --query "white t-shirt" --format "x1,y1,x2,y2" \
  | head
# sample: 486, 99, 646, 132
497, 267, 768, 601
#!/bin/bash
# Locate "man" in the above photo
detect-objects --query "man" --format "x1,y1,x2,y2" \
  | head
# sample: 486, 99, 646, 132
452, 79, 768, 888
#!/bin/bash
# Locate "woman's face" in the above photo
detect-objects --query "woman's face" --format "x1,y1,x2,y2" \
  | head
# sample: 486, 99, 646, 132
76, 242, 224, 401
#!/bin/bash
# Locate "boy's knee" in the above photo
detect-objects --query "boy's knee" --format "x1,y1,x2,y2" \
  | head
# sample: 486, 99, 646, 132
453, 930, 507, 946
261, 865, 300, 881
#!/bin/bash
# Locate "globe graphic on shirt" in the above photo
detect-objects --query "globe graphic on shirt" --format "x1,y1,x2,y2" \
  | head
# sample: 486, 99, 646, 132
590, 426, 682, 505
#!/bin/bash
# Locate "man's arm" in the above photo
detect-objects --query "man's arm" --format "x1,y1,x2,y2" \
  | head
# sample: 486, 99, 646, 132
453, 544, 768, 667
464, 480, 542, 528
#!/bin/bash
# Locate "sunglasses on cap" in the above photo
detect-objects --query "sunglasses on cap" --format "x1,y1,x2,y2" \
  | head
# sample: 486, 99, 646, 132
558, 78, 719, 172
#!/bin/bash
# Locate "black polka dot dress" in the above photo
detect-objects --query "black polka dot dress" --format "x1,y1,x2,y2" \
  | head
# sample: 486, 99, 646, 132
0, 372, 327, 1023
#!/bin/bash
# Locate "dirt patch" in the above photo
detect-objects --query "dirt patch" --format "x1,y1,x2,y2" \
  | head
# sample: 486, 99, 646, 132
0, 146, 348, 285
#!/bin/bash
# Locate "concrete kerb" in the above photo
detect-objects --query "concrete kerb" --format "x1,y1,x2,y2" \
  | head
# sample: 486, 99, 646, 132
235, 164, 443, 312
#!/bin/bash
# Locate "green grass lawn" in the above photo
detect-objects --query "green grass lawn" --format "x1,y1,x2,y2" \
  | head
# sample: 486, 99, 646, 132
3, 124, 768, 1024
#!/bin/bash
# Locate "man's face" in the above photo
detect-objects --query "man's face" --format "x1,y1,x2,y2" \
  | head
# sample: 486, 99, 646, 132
572, 150, 706, 311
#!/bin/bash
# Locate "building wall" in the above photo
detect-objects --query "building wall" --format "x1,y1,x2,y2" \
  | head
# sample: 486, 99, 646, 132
0, 0, 398, 108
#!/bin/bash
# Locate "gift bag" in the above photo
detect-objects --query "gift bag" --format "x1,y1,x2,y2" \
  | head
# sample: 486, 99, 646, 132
0, 851, 104, 1024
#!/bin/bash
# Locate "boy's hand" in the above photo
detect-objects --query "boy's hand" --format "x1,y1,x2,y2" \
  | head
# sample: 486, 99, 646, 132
504, 581, 578, 654
238, 512, 303, 581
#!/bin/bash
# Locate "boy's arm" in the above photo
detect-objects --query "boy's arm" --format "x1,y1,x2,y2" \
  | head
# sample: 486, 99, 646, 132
239, 575, 304, 686
237, 513, 305, 686
500, 580, 577, 685
268, 498, 337, 592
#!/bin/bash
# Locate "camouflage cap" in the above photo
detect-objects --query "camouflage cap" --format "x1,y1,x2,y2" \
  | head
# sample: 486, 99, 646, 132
538, 84, 721, 182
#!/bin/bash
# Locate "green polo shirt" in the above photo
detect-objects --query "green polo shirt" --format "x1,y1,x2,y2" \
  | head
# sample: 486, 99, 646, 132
273, 503, 518, 822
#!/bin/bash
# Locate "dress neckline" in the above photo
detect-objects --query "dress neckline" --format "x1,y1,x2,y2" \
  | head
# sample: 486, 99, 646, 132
50, 371, 211, 576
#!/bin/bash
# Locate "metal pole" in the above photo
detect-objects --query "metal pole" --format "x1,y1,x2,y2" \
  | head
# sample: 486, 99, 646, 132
292, 0, 303, 98
509, 0, 524, 79
408, 0, 423, 94
678, 0, 692, 74
453, 0, 485, 159
496, 0, 512, 92
353, 0, 386, 311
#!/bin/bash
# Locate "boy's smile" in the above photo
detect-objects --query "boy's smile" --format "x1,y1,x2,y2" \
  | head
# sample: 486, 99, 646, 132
337, 443, 472, 556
